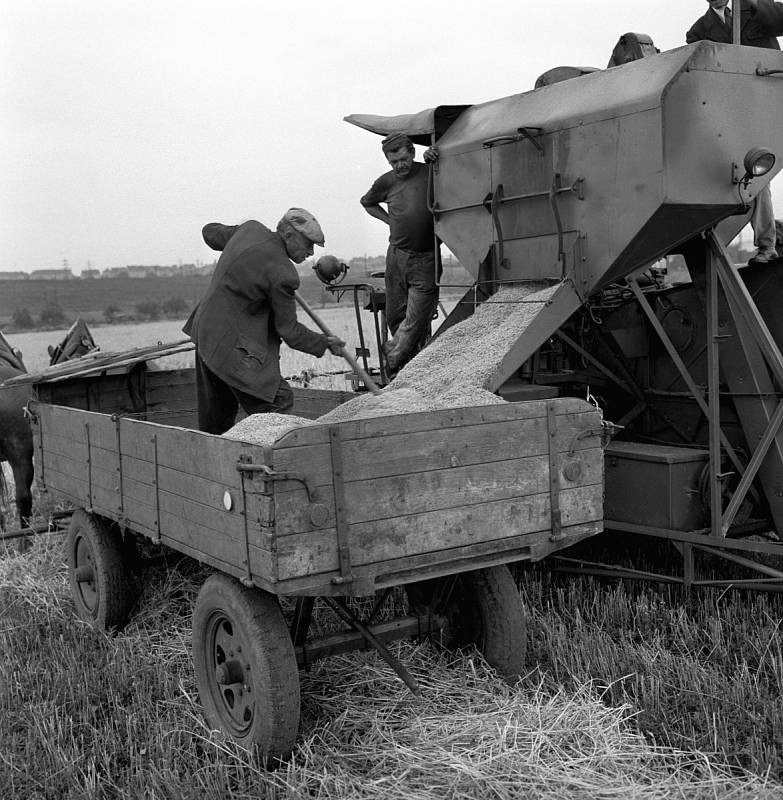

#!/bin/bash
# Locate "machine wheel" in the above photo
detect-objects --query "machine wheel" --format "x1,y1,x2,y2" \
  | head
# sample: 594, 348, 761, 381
66, 509, 133, 630
406, 565, 527, 681
192, 573, 300, 761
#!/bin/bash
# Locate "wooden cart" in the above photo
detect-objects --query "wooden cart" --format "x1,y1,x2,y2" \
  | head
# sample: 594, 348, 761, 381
20, 348, 604, 759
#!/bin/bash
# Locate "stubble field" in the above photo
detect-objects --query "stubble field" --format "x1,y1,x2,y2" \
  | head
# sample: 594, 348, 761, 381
3, 306, 783, 798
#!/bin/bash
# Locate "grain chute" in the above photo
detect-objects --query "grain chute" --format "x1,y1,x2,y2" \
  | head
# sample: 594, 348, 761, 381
347, 40, 783, 587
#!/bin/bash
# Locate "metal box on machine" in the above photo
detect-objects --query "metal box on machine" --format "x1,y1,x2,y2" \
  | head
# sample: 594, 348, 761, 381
604, 441, 709, 532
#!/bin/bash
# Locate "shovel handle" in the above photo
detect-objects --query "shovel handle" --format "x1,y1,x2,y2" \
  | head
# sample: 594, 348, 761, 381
295, 294, 382, 395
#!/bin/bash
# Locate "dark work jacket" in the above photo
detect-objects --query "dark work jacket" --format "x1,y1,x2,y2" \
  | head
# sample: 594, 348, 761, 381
686, 0, 783, 49
183, 220, 328, 401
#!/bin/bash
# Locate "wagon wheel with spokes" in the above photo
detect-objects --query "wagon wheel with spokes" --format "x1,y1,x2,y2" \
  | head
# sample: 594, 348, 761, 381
192, 573, 300, 762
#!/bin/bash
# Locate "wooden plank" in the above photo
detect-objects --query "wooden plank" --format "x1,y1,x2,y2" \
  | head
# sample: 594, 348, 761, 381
38, 464, 88, 507
37, 384, 90, 410
271, 409, 602, 489
18, 340, 192, 386
38, 429, 89, 463
33, 398, 604, 596
83, 442, 255, 515
268, 521, 601, 597
38, 375, 136, 413
156, 507, 276, 584
145, 369, 197, 414
145, 368, 195, 391
291, 388, 356, 420
40, 446, 271, 550
274, 484, 602, 580
141, 412, 198, 428
37, 404, 268, 486
272, 396, 596, 449
371, 522, 602, 586
36, 400, 601, 490
274, 450, 603, 534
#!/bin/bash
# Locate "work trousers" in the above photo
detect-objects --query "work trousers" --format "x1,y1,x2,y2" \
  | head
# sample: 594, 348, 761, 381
752, 183, 776, 251
195, 352, 294, 435
384, 245, 440, 370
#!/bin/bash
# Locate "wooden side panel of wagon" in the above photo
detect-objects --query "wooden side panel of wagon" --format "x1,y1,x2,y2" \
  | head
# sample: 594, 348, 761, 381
265, 397, 604, 593
30, 404, 273, 585
30, 396, 603, 596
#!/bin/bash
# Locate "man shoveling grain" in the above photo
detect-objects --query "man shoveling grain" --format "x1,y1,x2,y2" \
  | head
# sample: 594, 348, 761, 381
184, 208, 345, 435
224, 282, 559, 444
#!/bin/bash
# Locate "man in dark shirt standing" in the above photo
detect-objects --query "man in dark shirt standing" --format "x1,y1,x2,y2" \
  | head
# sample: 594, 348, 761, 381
687, 0, 783, 263
361, 133, 439, 372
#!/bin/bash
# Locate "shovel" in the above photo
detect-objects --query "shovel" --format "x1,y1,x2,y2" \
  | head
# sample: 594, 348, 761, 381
295, 293, 382, 395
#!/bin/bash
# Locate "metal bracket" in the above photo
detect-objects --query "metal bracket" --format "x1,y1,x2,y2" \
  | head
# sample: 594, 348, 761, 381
111, 414, 124, 515
482, 126, 543, 152
328, 426, 354, 585
85, 422, 92, 508
237, 457, 255, 588
150, 434, 162, 544
236, 460, 315, 502
549, 173, 567, 275
546, 402, 564, 541
322, 597, 420, 694
567, 421, 624, 455
482, 184, 509, 271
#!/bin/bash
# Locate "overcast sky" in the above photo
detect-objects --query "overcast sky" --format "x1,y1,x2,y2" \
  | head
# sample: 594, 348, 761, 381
0, 1, 773, 273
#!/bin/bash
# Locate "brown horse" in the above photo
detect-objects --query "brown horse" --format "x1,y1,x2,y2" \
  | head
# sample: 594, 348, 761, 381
0, 362, 33, 530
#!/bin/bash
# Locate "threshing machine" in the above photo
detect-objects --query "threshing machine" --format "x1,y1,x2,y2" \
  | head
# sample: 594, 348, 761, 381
346, 40, 783, 589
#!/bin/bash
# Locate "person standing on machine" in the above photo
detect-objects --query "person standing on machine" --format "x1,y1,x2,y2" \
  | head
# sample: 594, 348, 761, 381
361, 133, 440, 372
687, 0, 783, 263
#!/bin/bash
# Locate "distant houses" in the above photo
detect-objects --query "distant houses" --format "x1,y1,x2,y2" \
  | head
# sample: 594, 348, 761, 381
31, 268, 75, 280
0, 263, 215, 280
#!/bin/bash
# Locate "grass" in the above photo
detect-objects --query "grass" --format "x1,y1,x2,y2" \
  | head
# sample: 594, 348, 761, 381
4, 312, 783, 797
2, 532, 783, 799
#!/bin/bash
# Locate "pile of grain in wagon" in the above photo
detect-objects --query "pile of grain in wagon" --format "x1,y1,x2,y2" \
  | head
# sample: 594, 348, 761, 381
317, 386, 436, 423
222, 412, 314, 447
223, 282, 559, 444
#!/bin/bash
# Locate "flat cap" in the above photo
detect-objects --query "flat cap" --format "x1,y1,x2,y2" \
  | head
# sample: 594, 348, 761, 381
281, 207, 325, 246
381, 133, 413, 153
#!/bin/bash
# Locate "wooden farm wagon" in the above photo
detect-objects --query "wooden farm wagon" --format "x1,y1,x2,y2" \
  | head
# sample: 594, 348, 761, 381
14, 343, 604, 759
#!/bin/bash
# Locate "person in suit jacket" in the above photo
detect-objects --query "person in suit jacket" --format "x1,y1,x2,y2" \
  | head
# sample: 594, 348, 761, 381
687, 0, 783, 262
687, 0, 783, 49
184, 208, 344, 434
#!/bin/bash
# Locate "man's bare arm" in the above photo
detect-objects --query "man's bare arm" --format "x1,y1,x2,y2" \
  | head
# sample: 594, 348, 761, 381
362, 204, 390, 225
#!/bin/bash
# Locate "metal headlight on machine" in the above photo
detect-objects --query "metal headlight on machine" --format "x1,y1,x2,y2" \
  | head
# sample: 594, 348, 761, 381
313, 255, 349, 285
734, 146, 776, 188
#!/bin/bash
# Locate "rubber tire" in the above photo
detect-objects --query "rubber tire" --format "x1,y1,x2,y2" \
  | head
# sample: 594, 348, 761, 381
192, 573, 300, 762
66, 509, 133, 630
407, 565, 527, 681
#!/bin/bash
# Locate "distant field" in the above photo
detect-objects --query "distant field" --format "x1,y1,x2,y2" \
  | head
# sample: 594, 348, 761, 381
0, 266, 474, 330
5, 300, 450, 392
0, 274, 365, 329
7, 294, 461, 381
